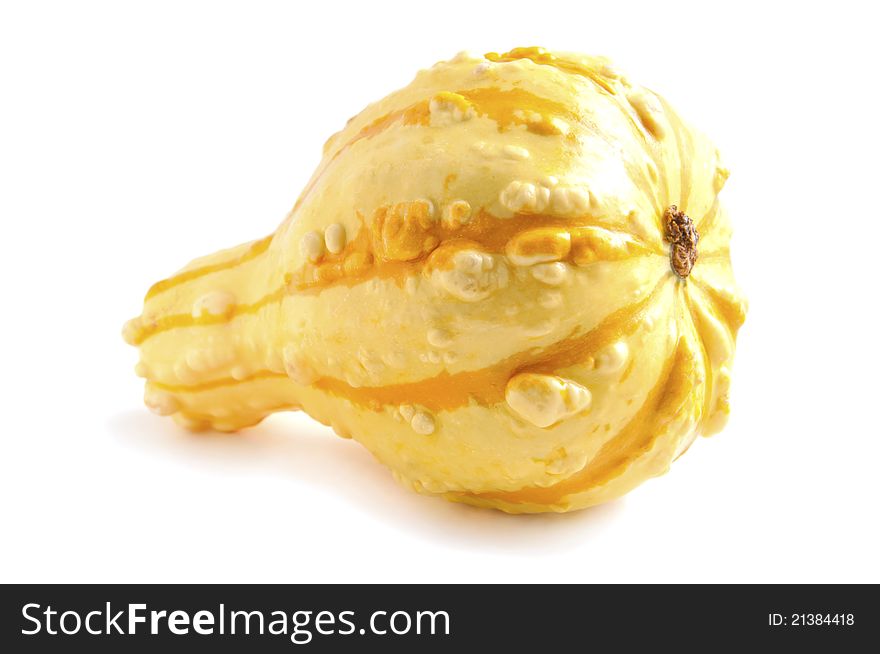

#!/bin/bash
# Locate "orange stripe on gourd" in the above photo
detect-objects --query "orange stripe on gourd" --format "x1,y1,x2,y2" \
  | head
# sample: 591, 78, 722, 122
152, 369, 289, 394
484, 47, 617, 95
293, 86, 579, 213
130, 286, 287, 346
144, 234, 273, 301
150, 277, 667, 418
292, 207, 658, 293
133, 205, 659, 344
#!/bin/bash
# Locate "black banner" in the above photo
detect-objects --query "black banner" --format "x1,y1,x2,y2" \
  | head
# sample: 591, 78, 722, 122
1, 584, 876, 651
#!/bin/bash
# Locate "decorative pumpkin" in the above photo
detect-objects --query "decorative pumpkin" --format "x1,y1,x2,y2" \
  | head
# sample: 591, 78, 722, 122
123, 47, 746, 513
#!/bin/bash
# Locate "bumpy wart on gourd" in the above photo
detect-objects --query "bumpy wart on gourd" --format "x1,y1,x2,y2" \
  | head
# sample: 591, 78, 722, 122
123, 47, 746, 513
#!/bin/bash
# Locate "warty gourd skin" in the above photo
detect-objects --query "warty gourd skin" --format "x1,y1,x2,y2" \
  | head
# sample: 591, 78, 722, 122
123, 47, 747, 513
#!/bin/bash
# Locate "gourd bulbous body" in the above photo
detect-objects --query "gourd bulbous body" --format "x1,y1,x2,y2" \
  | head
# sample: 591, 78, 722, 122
124, 48, 746, 513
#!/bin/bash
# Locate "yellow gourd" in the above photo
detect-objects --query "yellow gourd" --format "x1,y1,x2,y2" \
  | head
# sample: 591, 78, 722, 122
123, 47, 746, 513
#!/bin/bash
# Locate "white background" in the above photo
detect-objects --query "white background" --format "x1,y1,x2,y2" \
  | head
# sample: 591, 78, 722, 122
1, 0, 878, 583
